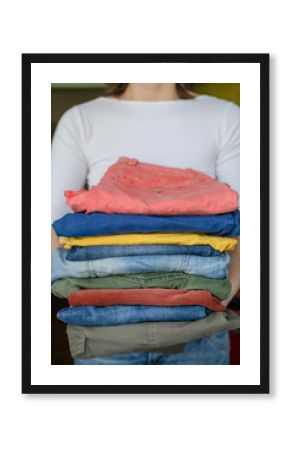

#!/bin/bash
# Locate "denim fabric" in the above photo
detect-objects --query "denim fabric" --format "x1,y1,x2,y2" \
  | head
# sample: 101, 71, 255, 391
74, 331, 230, 365
65, 157, 238, 215
51, 247, 231, 283
67, 310, 239, 359
52, 272, 232, 300
53, 210, 240, 237
57, 304, 209, 326
67, 244, 223, 261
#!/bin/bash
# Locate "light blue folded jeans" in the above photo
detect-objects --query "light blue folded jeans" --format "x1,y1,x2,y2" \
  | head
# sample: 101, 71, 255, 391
74, 331, 230, 365
51, 248, 230, 283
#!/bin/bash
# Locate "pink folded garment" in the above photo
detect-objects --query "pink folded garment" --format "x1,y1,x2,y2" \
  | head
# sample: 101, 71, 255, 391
65, 157, 238, 215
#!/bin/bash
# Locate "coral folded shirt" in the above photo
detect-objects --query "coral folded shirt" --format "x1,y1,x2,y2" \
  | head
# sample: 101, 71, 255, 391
68, 288, 226, 311
65, 157, 239, 215
59, 232, 237, 252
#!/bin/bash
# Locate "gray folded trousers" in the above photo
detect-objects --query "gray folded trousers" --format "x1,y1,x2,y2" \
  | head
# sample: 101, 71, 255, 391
67, 310, 240, 359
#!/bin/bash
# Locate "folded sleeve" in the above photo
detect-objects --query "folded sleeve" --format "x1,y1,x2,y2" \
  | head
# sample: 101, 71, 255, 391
216, 101, 240, 206
51, 106, 88, 223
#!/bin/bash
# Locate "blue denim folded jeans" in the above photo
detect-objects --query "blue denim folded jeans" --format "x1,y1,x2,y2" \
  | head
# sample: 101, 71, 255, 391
51, 248, 230, 283
74, 331, 230, 365
53, 210, 240, 238
67, 244, 223, 261
57, 304, 209, 326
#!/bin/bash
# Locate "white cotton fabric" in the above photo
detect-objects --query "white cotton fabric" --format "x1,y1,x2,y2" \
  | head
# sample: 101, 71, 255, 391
51, 94, 240, 222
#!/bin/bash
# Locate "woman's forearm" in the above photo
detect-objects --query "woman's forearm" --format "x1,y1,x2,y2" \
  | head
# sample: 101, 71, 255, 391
51, 227, 61, 252
223, 238, 240, 306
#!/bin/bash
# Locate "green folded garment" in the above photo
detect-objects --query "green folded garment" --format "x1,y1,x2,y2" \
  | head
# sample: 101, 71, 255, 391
52, 271, 231, 300
67, 310, 240, 359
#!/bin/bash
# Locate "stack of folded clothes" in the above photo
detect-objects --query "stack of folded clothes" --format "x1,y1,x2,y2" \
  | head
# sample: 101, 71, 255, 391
51, 157, 240, 362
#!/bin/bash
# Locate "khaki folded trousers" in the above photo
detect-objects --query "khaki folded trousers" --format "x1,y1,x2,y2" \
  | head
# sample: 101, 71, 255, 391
67, 309, 240, 359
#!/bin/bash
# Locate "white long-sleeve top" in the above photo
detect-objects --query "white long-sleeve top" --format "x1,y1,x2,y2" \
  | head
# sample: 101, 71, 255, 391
51, 94, 240, 222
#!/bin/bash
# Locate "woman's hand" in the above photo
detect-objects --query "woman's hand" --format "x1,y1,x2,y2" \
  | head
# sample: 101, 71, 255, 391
222, 238, 240, 307
51, 227, 62, 252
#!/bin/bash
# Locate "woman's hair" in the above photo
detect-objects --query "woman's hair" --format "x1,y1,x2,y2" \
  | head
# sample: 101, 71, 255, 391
105, 83, 197, 99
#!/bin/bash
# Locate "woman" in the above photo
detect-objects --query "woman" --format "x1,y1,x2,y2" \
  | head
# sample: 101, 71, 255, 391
51, 83, 240, 365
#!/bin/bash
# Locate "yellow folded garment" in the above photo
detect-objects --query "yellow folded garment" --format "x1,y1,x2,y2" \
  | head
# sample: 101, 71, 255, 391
59, 233, 238, 252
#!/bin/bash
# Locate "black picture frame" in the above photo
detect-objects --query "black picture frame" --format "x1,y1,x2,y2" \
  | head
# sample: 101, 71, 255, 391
22, 53, 269, 394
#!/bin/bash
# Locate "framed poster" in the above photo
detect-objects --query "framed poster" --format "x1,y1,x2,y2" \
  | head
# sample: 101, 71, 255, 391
22, 53, 269, 394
